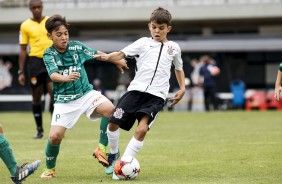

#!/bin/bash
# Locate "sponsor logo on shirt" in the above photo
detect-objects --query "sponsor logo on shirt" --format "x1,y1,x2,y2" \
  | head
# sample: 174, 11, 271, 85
57, 94, 81, 101
58, 66, 82, 76
69, 45, 82, 50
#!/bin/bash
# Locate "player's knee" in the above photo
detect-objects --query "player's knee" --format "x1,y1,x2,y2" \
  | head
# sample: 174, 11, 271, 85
136, 125, 148, 136
49, 132, 63, 144
108, 123, 119, 132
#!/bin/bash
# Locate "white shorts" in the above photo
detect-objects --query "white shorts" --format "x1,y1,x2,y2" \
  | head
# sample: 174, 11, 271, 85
51, 90, 110, 129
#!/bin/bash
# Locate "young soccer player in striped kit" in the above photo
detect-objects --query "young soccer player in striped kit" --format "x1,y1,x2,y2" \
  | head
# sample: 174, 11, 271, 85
40, 14, 128, 179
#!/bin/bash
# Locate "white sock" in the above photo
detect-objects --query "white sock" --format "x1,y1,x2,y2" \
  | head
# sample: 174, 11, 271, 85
107, 127, 120, 154
123, 136, 144, 157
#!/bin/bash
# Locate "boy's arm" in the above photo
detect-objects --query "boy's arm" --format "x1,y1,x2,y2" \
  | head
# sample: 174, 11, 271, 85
168, 70, 186, 106
50, 72, 81, 83
274, 70, 282, 100
18, 44, 28, 85
95, 51, 128, 74
95, 51, 125, 62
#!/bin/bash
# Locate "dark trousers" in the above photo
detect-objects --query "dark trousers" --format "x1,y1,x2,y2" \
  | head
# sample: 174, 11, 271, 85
204, 86, 218, 111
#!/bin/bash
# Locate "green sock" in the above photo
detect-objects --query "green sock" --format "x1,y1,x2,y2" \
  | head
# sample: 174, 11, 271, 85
99, 116, 109, 146
0, 134, 18, 176
45, 139, 60, 169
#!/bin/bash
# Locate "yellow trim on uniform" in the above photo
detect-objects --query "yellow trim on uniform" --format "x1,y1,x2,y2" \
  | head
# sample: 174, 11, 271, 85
19, 16, 52, 58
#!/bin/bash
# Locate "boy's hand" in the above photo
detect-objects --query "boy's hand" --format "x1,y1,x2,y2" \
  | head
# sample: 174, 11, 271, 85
66, 72, 80, 82
168, 89, 185, 106
274, 86, 281, 101
115, 59, 129, 74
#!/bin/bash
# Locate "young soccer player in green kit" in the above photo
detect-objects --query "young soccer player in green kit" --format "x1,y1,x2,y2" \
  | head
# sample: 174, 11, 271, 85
40, 14, 128, 179
0, 124, 41, 183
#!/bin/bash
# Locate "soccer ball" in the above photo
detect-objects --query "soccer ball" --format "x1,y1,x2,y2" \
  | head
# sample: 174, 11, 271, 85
114, 155, 140, 180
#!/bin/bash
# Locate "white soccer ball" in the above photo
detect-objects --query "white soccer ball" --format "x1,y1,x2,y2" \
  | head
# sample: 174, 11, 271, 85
114, 155, 140, 180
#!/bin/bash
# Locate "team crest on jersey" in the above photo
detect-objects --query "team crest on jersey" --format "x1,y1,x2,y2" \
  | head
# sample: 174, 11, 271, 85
167, 45, 175, 55
56, 60, 62, 66
113, 108, 124, 119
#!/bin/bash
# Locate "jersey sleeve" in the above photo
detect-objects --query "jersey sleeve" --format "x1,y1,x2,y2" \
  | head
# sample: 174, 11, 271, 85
43, 49, 59, 76
121, 37, 145, 56
172, 43, 183, 71
76, 41, 97, 63
19, 22, 28, 45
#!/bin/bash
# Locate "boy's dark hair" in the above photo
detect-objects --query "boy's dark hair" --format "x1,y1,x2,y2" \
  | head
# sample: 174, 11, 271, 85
45, 14, 69, 33
150, 7, 172, 26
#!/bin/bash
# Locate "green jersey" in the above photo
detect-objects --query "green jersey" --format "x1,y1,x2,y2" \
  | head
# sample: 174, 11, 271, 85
43, 40, 97, 103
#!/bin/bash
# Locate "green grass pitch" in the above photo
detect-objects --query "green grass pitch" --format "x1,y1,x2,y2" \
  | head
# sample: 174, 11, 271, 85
0, 111, 282, 184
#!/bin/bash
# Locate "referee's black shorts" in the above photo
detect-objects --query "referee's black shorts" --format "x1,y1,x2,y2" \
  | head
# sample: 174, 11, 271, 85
109, 90, 165, 131
28, 56, 51, 87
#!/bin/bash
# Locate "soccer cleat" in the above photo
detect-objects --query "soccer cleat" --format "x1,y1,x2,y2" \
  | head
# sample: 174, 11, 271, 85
33, 131, 44, 139
112, 171, 119, 180
33, 127, 44, 139
93, 144, 109, 167
11, 160, 41, 184
40, 168, 56, 179
105, 151, 120, 175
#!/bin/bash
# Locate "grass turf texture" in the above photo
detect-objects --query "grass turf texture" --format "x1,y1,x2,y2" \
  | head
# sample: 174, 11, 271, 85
0, 111, 281, 184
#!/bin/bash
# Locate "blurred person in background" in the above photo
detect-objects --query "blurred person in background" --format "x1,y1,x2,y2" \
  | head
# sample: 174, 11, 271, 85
18, 0, 53, 139
199, 55, 220, 111
0, 58, 13, 91
190, 58, 205, 112
274, 62, 282, 100
0, 124, 41, 183
93, 78, 107, 96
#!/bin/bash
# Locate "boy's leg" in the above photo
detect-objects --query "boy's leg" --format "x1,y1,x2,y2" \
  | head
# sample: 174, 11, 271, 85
0, 126, 18, 176
41, 126, 66, 179
123, 117, 148, 157
93, 116, 109, 166
40, 139, 60, 179
91, 100, 114, 167
123, 136, 144, 158
0, 125, 41, 184
99, 116, 109, 146
32, 85, 44, 139
105, 124, 120, 175
11, 160, 41, 184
